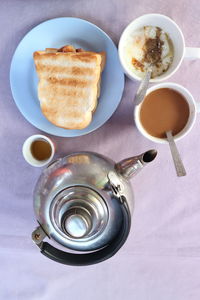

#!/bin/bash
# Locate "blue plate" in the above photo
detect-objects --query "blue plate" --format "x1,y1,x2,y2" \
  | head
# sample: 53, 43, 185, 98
10, 17, 124, 137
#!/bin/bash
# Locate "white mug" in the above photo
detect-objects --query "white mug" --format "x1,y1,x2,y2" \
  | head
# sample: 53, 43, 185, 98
22, 134, 55, 167
118, 13, 200, 82
134, 82, 200, 144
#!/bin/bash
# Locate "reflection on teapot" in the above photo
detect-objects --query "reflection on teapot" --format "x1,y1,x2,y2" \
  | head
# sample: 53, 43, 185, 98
32, 150, 157, 266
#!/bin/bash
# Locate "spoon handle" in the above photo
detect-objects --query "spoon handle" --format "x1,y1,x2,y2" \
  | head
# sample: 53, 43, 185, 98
134, 70, 151, 105
166, 131, 186, 177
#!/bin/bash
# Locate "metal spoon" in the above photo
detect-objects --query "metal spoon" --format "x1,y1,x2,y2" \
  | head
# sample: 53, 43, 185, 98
166, 131, 186, 177
134, 68, 152, 105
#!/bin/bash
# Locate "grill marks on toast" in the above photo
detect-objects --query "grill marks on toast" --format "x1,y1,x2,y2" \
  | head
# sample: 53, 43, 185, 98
38, 64, 94, 77
47, 77, 90, 88
33, 48, 105, 129
39, 84, 93, 111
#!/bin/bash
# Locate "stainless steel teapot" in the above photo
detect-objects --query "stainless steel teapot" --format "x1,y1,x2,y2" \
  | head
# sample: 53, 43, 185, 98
32, 150, 157, 266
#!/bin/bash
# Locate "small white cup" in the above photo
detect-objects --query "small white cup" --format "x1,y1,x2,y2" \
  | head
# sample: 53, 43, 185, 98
134, 82, 200, 144
118, 13, 200, 82
22, 134, 55, 167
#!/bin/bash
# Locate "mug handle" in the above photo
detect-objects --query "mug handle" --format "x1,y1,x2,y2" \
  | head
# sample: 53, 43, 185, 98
195, 102, 200, 113
185, 47, 200, 59
184, 48, 200, 113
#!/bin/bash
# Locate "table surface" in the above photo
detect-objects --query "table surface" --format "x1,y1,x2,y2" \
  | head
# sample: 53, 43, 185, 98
1, 1, 200, 299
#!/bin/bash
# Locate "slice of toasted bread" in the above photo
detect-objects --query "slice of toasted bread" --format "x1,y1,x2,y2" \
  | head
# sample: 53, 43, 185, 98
33, 46, 106, 129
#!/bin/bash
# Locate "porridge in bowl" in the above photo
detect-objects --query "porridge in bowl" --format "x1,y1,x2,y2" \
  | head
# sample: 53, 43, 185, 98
124, 26, 174, 79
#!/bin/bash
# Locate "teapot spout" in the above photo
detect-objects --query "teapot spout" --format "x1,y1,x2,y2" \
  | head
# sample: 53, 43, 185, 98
115, 150, 157, 179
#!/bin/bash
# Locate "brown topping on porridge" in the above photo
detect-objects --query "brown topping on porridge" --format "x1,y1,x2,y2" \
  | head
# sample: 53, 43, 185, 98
143, 28, 164, 64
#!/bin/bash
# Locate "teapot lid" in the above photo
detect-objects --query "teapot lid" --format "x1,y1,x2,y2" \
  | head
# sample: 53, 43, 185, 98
49, 185, 124, 251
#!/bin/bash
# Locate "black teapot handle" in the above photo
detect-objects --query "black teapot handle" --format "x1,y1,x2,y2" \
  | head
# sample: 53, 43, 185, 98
37, 204, 131, 266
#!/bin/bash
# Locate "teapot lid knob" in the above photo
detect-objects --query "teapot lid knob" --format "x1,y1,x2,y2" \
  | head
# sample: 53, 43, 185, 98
64, 213, 91, 238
